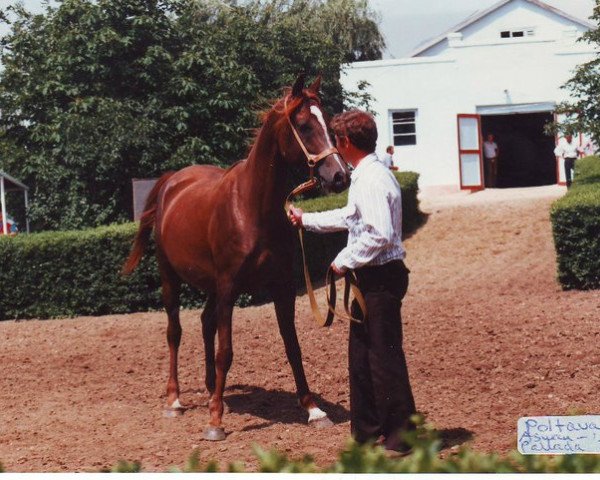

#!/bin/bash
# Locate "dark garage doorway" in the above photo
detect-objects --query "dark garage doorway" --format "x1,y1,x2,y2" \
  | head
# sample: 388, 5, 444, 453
481, 112, 556, 188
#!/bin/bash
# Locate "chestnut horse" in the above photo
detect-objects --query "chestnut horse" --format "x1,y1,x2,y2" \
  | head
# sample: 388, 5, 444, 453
123, 76, 350, 441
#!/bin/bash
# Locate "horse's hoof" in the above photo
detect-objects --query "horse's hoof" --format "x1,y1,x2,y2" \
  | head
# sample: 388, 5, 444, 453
203, 426, 226, 441
309, 416, 334, 429
163, 407, 185, 418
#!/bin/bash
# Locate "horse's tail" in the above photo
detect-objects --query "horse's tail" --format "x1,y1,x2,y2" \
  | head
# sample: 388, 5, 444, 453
122, 172, 176, 275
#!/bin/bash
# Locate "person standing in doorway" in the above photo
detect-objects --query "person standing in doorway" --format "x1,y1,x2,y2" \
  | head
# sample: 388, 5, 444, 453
554, 134, 583, 188
288, 109, 416, 454
483, 133, 499, 188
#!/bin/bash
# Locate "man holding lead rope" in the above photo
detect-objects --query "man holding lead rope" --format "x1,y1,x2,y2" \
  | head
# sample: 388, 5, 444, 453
288, 109, 416, 454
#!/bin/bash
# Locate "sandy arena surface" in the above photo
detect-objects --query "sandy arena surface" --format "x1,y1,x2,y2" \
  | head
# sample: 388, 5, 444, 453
1, 184, 599, 472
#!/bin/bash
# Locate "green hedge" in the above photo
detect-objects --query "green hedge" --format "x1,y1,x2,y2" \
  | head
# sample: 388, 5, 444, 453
0, 172, 422, 320
550, 156, 600, 290
5, 416, 600, 472
92, 417, 600, 473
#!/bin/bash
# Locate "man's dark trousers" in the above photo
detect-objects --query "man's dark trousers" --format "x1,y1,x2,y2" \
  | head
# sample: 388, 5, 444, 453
349, 259, 416, 451
564, 157, 576, 188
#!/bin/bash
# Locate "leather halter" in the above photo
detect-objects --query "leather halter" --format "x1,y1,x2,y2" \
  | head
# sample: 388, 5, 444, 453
284, 95, 339, 169
283, 95, 367, 327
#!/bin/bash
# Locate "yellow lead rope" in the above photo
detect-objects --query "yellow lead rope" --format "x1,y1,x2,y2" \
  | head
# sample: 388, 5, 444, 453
286, 187, 367, 327
296, 227, 368, 327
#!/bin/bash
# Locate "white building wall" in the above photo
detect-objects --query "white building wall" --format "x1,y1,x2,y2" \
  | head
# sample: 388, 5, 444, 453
342, 1, 596, 188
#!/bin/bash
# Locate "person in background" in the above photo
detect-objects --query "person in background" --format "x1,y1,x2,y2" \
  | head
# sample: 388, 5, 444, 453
483, 133, 499, 188
554, 134, 583, 188
288, 109, 416, 454
381, 145, 395, 169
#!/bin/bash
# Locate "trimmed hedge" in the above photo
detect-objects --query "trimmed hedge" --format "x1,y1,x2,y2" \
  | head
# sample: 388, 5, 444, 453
0, 171, 422, 320
5, 415, 600, 472
93, 417, 600, 472
550, 156, 600, 290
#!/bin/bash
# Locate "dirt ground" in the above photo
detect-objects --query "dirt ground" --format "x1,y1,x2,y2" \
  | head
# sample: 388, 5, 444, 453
1, 185, 599, 472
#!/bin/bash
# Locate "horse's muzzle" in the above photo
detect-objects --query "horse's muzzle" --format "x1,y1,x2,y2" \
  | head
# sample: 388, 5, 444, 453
331, 171, 349, 193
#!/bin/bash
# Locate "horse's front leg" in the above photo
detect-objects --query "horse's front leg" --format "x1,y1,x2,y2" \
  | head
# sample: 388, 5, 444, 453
270, 281, 333, 428
203, 288, 234, 441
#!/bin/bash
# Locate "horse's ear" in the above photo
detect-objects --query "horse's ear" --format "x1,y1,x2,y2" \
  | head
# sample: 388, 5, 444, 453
308, 75, 322, 94
292, 74, 306, 98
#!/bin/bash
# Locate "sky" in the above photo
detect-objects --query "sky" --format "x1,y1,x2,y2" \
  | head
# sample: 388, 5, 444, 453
0, 0, 596, 57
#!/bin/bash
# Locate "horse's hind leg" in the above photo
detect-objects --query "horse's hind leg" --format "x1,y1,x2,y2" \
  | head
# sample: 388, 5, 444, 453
160, 263, 184, 417
201, 295, 217, 396
270, 282, 332, 428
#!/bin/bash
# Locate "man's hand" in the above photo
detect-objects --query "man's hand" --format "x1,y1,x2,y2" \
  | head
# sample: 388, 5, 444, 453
288, 205, 303, 228
330, 262, 346, 276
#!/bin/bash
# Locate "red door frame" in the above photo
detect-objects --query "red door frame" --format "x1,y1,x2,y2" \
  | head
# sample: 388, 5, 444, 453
457, 114, 485, 191
554, 112, 566, 186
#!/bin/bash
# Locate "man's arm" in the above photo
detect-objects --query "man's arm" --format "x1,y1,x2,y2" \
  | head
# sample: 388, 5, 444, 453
288, 205, 353, 233
553, 143, 563, 157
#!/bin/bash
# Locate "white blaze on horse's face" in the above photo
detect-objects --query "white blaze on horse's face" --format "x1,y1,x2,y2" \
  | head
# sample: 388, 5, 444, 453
309, 105, 345, 172
309, 105, 350, 193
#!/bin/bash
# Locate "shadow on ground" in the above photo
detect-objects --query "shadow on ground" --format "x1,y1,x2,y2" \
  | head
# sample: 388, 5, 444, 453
438, 427, 474, 449
224, 383, 350, 430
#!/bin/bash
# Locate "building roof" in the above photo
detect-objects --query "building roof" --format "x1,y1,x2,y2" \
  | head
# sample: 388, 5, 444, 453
408, 0, 595, 57
0, 171, 29, 191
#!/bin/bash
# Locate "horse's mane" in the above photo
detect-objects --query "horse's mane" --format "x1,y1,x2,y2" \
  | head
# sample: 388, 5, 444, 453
245, 88, 321, 155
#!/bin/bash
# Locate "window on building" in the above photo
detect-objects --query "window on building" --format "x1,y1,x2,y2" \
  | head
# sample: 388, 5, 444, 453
500, 28, 535, 39
391, 110, 417, 146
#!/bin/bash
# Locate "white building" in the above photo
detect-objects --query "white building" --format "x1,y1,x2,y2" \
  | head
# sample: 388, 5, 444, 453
342, 0, 597, 189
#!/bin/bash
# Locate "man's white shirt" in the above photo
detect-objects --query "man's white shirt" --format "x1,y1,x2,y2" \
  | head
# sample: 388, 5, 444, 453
381, 153, 393, 168
554, 138, 582, 159
483, 141, 498, 159
302, 153, 405, 271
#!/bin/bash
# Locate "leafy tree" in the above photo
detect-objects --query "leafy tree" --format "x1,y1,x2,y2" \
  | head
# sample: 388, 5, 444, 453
551, 3, 600, 139
0, 0, 383, 230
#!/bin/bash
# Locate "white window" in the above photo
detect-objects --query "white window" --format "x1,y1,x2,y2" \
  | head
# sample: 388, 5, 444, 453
390, 110, 417, 146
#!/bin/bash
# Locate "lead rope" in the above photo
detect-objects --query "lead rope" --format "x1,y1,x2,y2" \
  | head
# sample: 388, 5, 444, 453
285, 193, 367, 327
282, 154, 367, 327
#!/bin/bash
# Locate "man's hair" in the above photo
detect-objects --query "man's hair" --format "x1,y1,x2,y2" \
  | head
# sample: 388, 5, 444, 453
330, 109, 377, 153
386, 145, 394, 154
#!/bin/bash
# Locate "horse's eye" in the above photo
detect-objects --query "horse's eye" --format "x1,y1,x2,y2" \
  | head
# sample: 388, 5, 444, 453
298, 123, 312, 135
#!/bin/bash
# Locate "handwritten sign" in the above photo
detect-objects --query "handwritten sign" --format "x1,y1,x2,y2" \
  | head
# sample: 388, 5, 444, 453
518, 416, 600, 454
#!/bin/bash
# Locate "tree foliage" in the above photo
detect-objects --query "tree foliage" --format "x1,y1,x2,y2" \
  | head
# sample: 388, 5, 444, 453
0, 0, 383, 230
552, 3, 600, 138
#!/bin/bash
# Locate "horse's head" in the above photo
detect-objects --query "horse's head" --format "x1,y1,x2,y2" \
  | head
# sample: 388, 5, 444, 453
280, 75, 351, 193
